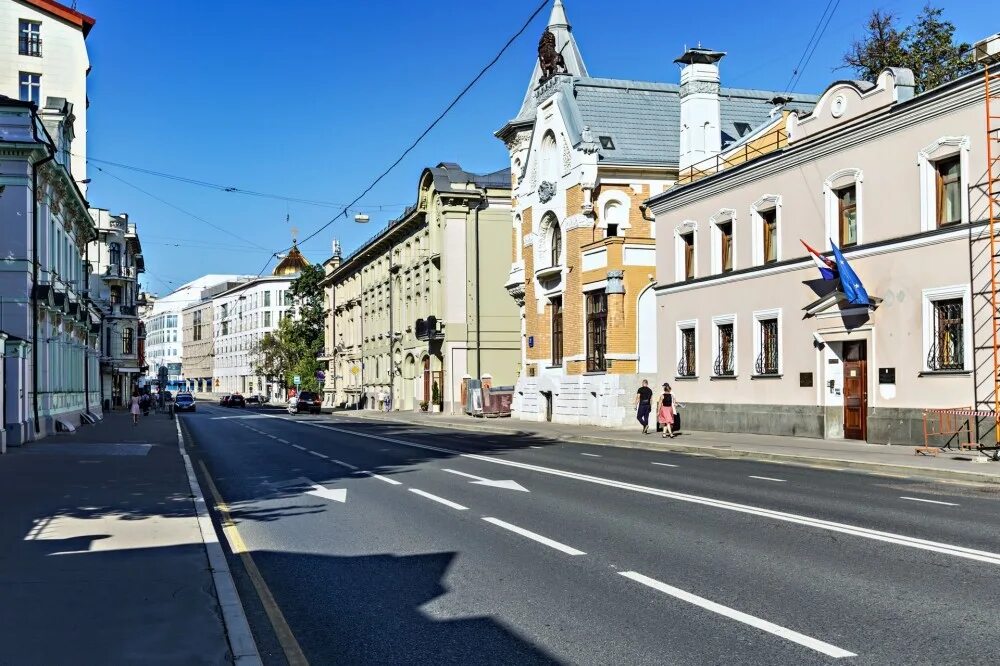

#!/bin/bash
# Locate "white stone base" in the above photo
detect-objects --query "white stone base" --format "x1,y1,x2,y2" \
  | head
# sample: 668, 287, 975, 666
512, 371, 661, 428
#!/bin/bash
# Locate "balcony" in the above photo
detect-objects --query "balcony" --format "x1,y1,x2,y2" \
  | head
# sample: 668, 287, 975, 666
107, 303, 138, 318
415, 316, 445, 341
103, 264, 137, 281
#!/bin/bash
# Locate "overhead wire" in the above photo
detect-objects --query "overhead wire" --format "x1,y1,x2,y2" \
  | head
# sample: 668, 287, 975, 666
784, 0, 841, 94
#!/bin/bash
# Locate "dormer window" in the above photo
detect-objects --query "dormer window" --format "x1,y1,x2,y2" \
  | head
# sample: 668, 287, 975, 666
599, 135, 615, 150
734, 121, 753, 138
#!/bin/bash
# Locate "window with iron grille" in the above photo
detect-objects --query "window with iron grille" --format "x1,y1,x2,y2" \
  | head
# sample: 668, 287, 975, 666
928, 298, 964, 370
551, 296, 563, 366
19, 20, 41, 57
677, 327, 696, 376
714, 322, 735, 376
122, 328, 134, 355
586, 292, 607, 372
755, 318, 779, 375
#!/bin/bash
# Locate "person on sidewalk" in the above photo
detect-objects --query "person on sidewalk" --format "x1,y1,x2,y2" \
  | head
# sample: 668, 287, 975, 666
657, 383, 675, 439
635, 380, 653, 434
130, 394, 141, 426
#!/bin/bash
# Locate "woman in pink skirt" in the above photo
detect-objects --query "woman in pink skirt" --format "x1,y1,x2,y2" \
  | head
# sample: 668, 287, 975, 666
130, 393, 141, 426
657, 383, 675, 438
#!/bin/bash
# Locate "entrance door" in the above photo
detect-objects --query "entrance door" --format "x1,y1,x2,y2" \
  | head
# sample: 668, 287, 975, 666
422, 357, 430, 403
843, 341, 868, 440
542, 391, 553, 422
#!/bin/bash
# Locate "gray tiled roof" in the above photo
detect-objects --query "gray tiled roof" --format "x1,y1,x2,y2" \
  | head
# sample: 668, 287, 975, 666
570, 77, 818, 166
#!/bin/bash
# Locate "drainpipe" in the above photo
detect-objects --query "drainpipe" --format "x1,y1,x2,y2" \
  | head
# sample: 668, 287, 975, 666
471, 189, 489, 381
83, 243, 89, 416
31, 117, 56, 434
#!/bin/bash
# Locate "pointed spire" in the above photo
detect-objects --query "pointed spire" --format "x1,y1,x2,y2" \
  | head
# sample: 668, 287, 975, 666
548, 0, 569, 30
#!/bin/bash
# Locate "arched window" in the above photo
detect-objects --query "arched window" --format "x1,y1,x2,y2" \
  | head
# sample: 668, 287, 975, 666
540, 131, 558, 182
109, 242, 121, 268
604, 201, 626, 237
512, 158, 522, 188
551, 219, 562, 267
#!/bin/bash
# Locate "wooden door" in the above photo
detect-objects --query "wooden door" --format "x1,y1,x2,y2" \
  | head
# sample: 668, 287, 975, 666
843, 341, 867, 440
422, 357, 430, 403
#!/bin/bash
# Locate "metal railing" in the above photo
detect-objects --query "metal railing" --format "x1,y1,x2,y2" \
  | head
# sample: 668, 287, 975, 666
713, 353, 734, 376
19, 35, 41, 57
104, 265, 136, 279
678, 129, 788, 185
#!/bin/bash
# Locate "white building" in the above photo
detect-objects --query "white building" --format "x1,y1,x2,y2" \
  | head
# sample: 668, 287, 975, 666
142, 275, 244, 389
0, 0, 94, 189
213, 247, 308, 398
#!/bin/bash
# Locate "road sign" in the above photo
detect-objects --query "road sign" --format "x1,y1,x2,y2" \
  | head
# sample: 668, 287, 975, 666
293, 375, 301, 385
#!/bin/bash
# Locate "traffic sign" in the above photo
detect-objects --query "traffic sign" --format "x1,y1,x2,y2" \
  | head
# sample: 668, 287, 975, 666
293, 374, 301, 385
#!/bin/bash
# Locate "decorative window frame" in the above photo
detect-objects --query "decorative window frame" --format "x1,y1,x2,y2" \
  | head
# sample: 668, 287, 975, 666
750, 195, 782, 266
921, 284, 972, 372
596, 189, 633, 234
709, 208, 736, 274
540, 130, 559, 184
711, 313, 737, 377
675, 318, 698, 378
918, 136, 970, 232
823, 169, 863, 249
673, 219, 698, 282
536, 212, 562, 269
513, 214, 523, 262
752, 308, 782, 376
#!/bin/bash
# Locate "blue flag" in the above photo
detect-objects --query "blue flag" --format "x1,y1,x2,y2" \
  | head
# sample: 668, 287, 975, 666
829, 240, 870, 306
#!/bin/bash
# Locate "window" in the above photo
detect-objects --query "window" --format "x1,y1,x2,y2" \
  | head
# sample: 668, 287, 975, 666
585, 291, 607, 372
677, 326, 696, 377
221, 321, 229, 336
284, 290, 294, 306
264, 291, 271, 307
540, 131, 558, 183
108, 242, 121, 270
122, 328, 134, 355
18, 72, 40, 104
607, 223, 619, 238
761, 209, 777, 264
110, 285, 122, 305
681, 232, 695, 280
551, 297, 563, 366
105, 327, 111, 355
755, 318, 779, 375
837, 185, 858, 246
714, 319, 735, 376
19, 21, 41, 57
263, 310, 271, 327
550, 220, 562, 267
718, 221, 733, 273
935, 156, 961, 227
603, 199, 628, 237
928, 298, 964, 370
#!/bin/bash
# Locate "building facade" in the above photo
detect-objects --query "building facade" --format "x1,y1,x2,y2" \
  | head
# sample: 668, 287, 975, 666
180, 280, 241, 394
322, 162, 518, 413
648, 66, 990, 445
498, 1, 816, 426
88, 209, 144, 408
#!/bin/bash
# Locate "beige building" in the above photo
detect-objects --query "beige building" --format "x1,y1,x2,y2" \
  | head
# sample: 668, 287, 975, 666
180, 280, 243, 394
320, 162, 518, 412
648, 66, 991, 445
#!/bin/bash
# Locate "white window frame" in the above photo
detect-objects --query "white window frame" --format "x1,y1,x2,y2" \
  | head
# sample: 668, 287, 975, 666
921, 284, 971, 372
823, 169, 863, 249
711, 314, 737, 377
750, 195, 782, 266
918, 137, 970, 231
596, 189, 632, 235
752, 308, 782, 376
709, 208, 736, 274
19, 71, 40, 105
675, 318, 698, 378
673, 220, 698, 282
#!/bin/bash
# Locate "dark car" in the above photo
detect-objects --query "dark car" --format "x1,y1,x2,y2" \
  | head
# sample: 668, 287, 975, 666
175, 393, 196, 412
246, 394, 268, 406
228, 393, 245, 408
287, 391, 321, 415
219, 394, 231, 407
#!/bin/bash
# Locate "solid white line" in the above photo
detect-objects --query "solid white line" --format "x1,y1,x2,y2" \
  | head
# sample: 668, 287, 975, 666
619, 571, 856, 659
749, 475, 787, 483
331, 459, 359, 471
900, 496, 959, 507
482, 517, 586, 556
580, 453, 602, 458
292, 444, 307, 451
354, 471, 402, 485
408, 488, 468, 510
308, 451, 328, 459
652, 462, 678, 468
261, 416, 1000, 566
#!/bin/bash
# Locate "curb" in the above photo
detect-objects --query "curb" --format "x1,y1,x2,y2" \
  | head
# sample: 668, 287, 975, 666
174, 419, 263, 665
335, 411, 1000, 485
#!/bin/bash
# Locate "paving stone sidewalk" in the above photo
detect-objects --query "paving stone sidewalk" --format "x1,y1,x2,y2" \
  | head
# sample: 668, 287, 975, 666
334, 408, 1000, 483
0, 411, 234, 665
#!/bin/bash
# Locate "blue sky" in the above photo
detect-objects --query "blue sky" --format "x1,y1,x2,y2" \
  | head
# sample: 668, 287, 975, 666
79, 0, 990, 295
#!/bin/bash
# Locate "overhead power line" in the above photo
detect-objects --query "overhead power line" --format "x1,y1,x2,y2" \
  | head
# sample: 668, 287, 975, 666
783, 0, 841, 94
263, 0, 551, 273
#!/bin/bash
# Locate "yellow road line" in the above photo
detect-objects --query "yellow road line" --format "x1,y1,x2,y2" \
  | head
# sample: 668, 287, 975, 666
197, 459, 309, 666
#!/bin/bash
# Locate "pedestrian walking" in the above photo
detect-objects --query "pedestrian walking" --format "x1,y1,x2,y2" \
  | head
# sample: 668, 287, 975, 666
635, 379, 653, 434
657, 383, 675, 439
130, 393, 141, 426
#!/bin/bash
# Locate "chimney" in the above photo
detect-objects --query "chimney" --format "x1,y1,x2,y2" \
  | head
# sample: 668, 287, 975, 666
675, 46, 726, 172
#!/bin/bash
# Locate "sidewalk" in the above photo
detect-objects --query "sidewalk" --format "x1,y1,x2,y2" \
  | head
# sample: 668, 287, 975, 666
336, 409, 1000, 484
0, 411, 249, 665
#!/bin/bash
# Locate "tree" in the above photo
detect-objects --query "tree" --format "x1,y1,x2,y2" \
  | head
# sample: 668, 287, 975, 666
842, 5, 973, 94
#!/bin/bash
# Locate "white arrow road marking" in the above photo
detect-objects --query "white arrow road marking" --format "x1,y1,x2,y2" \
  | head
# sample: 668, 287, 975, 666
442, 468, 529, 492
900, 496, 959, 507
304, 480, 346, 503
482, 517, 586, 556
409, 488, 467, 510
270, 419, 1000, 566
620, 571, 856, 659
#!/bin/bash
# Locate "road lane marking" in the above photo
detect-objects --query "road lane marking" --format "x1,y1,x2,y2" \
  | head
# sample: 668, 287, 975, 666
749, 475, 787, 483
619, 572, 856, 659
651, 462, 678, 468
900, 496, 959, 506
442, 468, 529, 492
408, 488, 468, 510
529, 446, 544, 449
354, 471, 402, 485
331, 459, 359, 471
308, 451, 329, 459
482, 517, 586, 556
580, 453, 601, 458
292, 444, 307, 451
277, 438, 290, 444
266, 418, 1000, 566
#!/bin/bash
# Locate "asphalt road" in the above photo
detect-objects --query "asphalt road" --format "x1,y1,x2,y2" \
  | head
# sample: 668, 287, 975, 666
183, 404, 1000, 665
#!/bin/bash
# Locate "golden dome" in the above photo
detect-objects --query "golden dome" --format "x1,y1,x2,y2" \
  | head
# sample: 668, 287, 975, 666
273, 244, 310, 276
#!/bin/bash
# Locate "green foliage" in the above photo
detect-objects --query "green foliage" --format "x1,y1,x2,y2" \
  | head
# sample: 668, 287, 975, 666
250, 265, 328, 393
431, 380, 440, 405
842, 5, 973, 94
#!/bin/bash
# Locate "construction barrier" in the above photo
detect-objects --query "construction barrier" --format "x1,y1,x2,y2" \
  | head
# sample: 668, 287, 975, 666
916, 407, 994, 455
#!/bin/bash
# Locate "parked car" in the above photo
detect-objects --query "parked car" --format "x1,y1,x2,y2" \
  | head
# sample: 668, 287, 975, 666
175, 393, 196, 412
287, 391, 321, 415
228, 393, 246, 408
245, 394, 269, 406
219, 394, 231, 407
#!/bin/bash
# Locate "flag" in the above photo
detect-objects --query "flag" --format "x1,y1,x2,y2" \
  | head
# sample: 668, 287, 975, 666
829, 240, 871, 306
800, 240, 837, 280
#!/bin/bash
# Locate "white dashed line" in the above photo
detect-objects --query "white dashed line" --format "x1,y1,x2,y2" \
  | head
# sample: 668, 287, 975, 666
308, 451, 329, 459
292, 444, 307, 451
652, 462, 678, 468
482, 517, 586, 556
277, 438, 290, 444
749, 475, 786, 483
408, 488, 468, 510
619, 571, 856, 658
580, 453, 602, 458
331, 459, 359, 471
354, 471, 402, 485
900, 496, 959, 506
